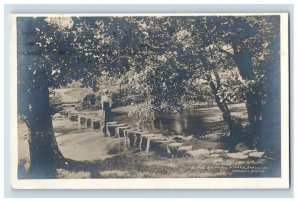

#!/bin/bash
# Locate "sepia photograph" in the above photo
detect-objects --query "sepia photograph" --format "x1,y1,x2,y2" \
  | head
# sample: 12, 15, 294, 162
11, 13, 289, 189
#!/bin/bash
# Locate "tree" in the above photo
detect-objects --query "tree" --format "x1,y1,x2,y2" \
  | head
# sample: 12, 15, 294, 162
203, 16, 281, 148
132, 15, 281, 149
18, 17, 67, 177
17, 15, 281, 177
17, 17, 132, 177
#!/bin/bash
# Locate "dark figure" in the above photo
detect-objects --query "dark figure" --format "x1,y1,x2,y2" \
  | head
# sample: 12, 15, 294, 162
101, 89, 113, 135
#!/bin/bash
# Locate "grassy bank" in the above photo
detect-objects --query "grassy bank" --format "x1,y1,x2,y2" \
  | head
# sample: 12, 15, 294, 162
55, 149, 279, 179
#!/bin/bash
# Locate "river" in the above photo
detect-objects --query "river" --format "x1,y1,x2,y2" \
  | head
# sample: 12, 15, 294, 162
113, 103, 248, 138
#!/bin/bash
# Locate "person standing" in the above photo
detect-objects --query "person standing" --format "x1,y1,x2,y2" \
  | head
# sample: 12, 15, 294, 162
101, 89, 113, 135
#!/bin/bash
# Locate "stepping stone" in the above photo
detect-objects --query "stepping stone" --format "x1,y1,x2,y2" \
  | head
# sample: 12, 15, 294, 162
241, 150, 257, 155
123, 129, 138, 145
124, 129, 138, 135
107, 123, 127, 136
86, 117, 93, 128
115, 126, 131, 137
152, 139, 175, 156
172, 135, 194, 141
140, 134, 157, 151
69, 114, 79, 122
78, 116, 87, 129
77, 115, 102, 130
178, 145, 193, 152
134, 132, 152, 150
123, 128, 138, 135
127, 131, 137, 147
126, 131, 149, 148
210, 149, 229, 154
186, 135, 194, 140
168, 142, 184, 157
227, 152, 248, 160
168, 142, 183, 149
107, 123, 127, 128
186, 149, 210, 158
107, 121, 118, 125
140, 134, 164, 152
172, 135, 185, 140
146, 135, 165, 152
91, 119, 101, 130
126, 130, 142, 147
177, 145, 193, 157
204, 133, 221, 141
249, 152, 265, 159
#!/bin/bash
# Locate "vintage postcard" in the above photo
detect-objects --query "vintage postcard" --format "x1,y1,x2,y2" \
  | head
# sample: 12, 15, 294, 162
10, 13, 289, 189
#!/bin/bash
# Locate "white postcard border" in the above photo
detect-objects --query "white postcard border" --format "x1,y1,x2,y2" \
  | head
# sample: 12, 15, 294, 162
10, 13, 290, 189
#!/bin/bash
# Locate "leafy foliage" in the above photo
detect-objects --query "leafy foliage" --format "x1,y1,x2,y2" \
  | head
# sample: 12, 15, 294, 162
18, 15, 280, 136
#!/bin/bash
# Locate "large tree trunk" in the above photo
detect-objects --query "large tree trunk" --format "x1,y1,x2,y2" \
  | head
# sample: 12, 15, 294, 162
24, 72, 63, 178
17, 17, 64, 178
258, 62, 281, 149
245, 84, 263, 135
232, 47, 262, 140
207, 72, 245, 150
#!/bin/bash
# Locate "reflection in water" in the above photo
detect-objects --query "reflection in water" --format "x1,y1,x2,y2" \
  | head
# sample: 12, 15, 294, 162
154, 109, 205, 136
113, 108, 218, 137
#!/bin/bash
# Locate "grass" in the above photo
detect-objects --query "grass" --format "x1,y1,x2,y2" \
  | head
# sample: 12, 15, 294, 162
50, 149, 279, 179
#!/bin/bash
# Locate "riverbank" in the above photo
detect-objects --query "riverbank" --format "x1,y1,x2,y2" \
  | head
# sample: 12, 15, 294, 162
113, 103, 248, 137
17, 103, 279, 179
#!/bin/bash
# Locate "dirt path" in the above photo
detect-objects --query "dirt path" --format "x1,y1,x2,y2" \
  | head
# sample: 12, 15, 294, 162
56, 129, 121, 161
18, 118, 123, 164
